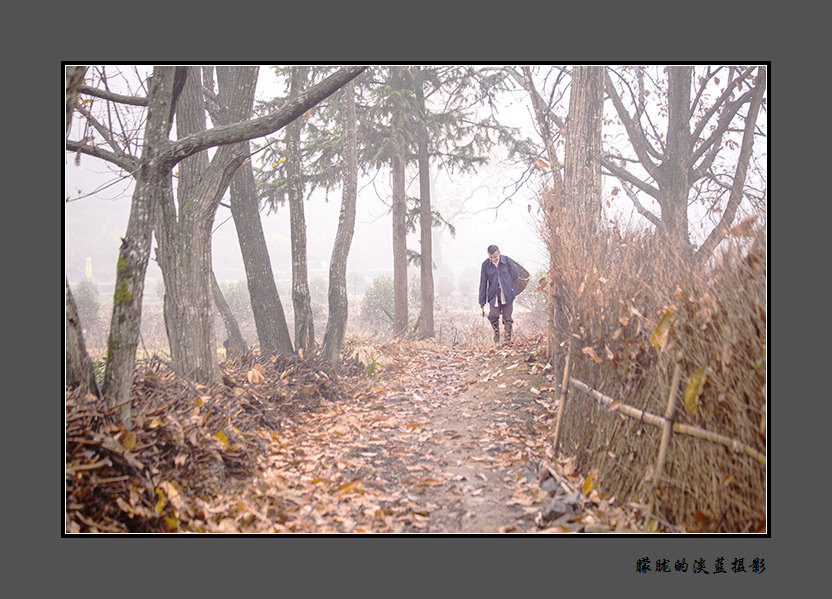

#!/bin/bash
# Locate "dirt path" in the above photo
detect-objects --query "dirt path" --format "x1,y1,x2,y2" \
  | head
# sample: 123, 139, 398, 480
198, 337, 635, 533
375, 341, 558, 533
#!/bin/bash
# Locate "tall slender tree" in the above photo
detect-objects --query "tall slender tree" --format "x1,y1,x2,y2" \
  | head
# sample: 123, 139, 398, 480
209, 66, 294, 356
285, 66, 316, 351
390, 67, 408, 338
414, 67, 435, 338
321, 79, 358, 365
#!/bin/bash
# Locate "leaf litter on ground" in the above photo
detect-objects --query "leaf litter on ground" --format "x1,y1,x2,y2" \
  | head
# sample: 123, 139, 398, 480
66, 335, 642, 533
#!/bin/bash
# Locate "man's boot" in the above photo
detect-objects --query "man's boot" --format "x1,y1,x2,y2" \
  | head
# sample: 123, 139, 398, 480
504, 321, 512, 345
491, 321, 500, 344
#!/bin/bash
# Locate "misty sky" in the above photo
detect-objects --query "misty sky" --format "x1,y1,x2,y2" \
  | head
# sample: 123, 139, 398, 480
64, 123, 552, 303
64, 65, 558, 306
66, 64, 755, 308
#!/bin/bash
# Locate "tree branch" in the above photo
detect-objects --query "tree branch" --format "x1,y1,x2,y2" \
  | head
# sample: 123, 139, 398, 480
689, 87, 756, 172
65, 139, 139, 173
162, 65, 367, 168
604, 69, 663, 182
74, 102, 136, 164
695, 66, 766, 261
689, 66, 755, 141
620, 180, 662, 228
600, 155, 661, 198
80, 84, 148, 106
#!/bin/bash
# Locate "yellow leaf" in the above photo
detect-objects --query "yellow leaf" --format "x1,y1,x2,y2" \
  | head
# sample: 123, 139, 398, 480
120, 432, 136, 452
154, 488, 166, 513
684, 366, 707, 414
214, 431, 229, 447
582, 469, 598, 494
582, 346, 602, 363
650, 309, 673, 350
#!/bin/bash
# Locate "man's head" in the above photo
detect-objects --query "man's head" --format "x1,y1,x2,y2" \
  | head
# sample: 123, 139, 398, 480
487, 244, 500, 264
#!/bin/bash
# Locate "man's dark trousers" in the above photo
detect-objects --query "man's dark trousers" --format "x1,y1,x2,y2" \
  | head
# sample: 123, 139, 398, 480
488, 300, 513, 343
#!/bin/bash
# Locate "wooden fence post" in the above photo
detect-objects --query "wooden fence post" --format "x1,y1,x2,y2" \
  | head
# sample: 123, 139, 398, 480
646, 357, 682, 530
552, 335, 574, 453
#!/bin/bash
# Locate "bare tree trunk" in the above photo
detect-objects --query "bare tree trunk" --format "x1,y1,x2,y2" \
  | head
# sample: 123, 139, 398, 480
65, 66, 99, 398
65, 66, 87, 137
212, 66, 294, 356
155, 67, 251, 385
287, 66, 315, 352
227, 161, 294, 355
321, 80, 358, 366
211, 271, 247, 359
65, 279, 101, 397
661, 65, 694, 257
391, 67, 408, 338
564, 65, 605, 241
415, 69, 434, 339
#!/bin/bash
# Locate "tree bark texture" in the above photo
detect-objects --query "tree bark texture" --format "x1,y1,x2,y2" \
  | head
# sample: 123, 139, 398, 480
321, 80, 358, 366
390, 67, 409, 338
287, 66, 315, 352
415, 70, 435, 339
564, 65, 605, 241
214, 67, 294, 356
155, 66, 251, 385
661, 65, 694, 256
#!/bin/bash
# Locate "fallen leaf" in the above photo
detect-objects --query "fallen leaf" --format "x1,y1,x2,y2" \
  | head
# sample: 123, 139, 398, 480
582, 347, 603, 363
650, 309, 673, 350
684, 366, 707, 414
120, 432, 136, 452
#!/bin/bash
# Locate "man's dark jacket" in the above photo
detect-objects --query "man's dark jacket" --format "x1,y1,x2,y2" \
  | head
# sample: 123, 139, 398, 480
479, 255, 519, 307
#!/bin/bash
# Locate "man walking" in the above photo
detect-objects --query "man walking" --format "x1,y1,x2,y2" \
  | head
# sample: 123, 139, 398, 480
479, 244, 519, 345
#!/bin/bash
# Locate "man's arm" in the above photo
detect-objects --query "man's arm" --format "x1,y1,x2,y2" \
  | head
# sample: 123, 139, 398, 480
478, 261, 488, 306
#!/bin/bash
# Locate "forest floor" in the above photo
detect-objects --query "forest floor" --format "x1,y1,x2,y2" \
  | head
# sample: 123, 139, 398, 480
66, 334, 644, 534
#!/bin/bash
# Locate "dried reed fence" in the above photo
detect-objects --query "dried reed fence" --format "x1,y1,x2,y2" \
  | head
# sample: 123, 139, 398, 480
534, 185, 766, 532
552, 339, 766, 533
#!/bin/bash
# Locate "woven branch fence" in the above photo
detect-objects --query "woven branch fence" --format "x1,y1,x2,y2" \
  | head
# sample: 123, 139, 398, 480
550, 339, 766, 533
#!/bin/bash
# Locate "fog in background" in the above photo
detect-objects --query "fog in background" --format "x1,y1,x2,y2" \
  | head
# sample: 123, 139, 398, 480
65, 65, 555, 335
65, 148, 549, 305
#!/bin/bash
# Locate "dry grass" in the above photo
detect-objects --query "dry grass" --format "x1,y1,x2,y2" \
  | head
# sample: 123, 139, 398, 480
536, 188, 766, 532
